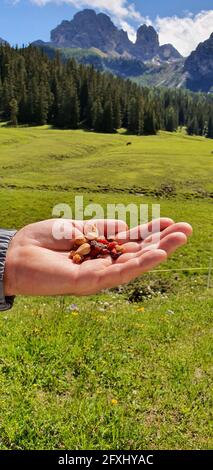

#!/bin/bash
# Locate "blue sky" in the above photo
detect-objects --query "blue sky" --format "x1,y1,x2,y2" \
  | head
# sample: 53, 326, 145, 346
1, 1, 213, 56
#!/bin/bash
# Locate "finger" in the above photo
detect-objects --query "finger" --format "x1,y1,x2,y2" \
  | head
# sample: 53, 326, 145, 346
141, 232, 187, 256
120, 242, 141, 253
116, 218, 174, 243
142, 222, 193, 246
97, 250, 167, 291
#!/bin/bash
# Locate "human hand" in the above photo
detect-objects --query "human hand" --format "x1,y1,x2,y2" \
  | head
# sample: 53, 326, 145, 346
4, 218, 192, 297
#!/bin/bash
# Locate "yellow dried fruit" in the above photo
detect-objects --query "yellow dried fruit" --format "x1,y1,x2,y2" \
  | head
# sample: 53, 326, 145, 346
76, 243, 91, 256
73, 254, 83, 264
74, 237, 87, 246
69, 250, 76, 259
115, 244, 124, 253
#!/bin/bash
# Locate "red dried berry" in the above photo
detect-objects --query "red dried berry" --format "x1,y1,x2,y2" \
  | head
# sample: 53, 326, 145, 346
97, 238, 109, 245
108, 242, 117, 251
71, 237, 123, 264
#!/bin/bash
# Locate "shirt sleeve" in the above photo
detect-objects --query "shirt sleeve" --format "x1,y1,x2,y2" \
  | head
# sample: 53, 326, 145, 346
0, 229, 17, 311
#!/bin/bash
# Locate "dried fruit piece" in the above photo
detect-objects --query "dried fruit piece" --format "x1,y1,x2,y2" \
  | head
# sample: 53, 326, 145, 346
74, 237, 87, 246
110, 248, 123, 260
71, 232, 125, 264
89, 240, 103, 258
76, 243, 91, 256
97, 238, 109, 245
108, 242, 117, 251
73, 254, 83, 264
84, 223, 99, 240
86, 231, 99, 241
115, 244, 124, 253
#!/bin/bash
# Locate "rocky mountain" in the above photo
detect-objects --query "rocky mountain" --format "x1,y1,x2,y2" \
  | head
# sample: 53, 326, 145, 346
134, 25, 159, 60
32, 9, 182, 81
184, 33, 213, 92
44, 9, 181, 62
133, 25, 181, 62
51, 9, 133, 56
31, 9, 213, 92
158, 44, 182, 61
133, 61, 186, 89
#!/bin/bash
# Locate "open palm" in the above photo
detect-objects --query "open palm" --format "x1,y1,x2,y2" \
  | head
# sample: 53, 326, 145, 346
4, 218, 192, 297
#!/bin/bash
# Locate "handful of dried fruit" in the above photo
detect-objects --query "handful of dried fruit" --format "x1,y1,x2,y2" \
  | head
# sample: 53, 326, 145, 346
69, 224, 124, 264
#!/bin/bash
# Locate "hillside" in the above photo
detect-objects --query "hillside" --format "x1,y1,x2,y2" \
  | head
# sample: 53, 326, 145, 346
184, 33, 213, 92
132, 61, 186, 88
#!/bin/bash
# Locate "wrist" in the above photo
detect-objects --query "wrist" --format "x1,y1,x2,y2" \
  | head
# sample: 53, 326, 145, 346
4, 253, 15, 296
0, 229, 17, 310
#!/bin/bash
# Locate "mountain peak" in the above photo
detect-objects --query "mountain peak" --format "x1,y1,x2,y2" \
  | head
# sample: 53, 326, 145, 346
137, 24, 158, 38
48, 9, 182, 61
184, 32, 213, 92
51, 8, 131, 53
74, 8, 96, 18
135, 24, 159, 59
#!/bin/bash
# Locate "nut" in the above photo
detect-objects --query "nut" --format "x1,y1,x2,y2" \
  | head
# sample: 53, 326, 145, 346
85, 223, 99, 240
86, 231, 99, 241
76, 243, 91, 256
73, 254, 83, 264
74, 237, 87, 246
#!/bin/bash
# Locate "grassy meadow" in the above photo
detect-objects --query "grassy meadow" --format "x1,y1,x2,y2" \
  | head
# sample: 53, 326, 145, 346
0, 125, 212, 449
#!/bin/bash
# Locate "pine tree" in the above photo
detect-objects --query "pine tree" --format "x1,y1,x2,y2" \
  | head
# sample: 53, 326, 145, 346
207, 114, 213, 139
128, 97, 138, 133
70, 89, 80, 129
187, 116, 199, 136
37, 81, 50, 125
0, 43, 213, 137
92, 98, 103, 132
102, 100, 114, 133
113, 96, 122, 130
138, 109, 144, 135
143, 107, 157, 135
9, 98, 18, 126
165, 106, 178, 132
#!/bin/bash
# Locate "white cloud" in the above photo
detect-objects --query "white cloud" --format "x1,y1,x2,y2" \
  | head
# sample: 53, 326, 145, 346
156, 10, 213, 56
30, 0, 144, 23
29, 0, 149, 42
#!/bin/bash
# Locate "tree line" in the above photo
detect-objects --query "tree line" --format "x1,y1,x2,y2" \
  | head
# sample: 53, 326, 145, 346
0, 44, 213, 138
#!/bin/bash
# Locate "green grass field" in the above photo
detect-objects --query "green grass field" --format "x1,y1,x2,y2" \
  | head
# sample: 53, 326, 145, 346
0, 126, 212, 449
